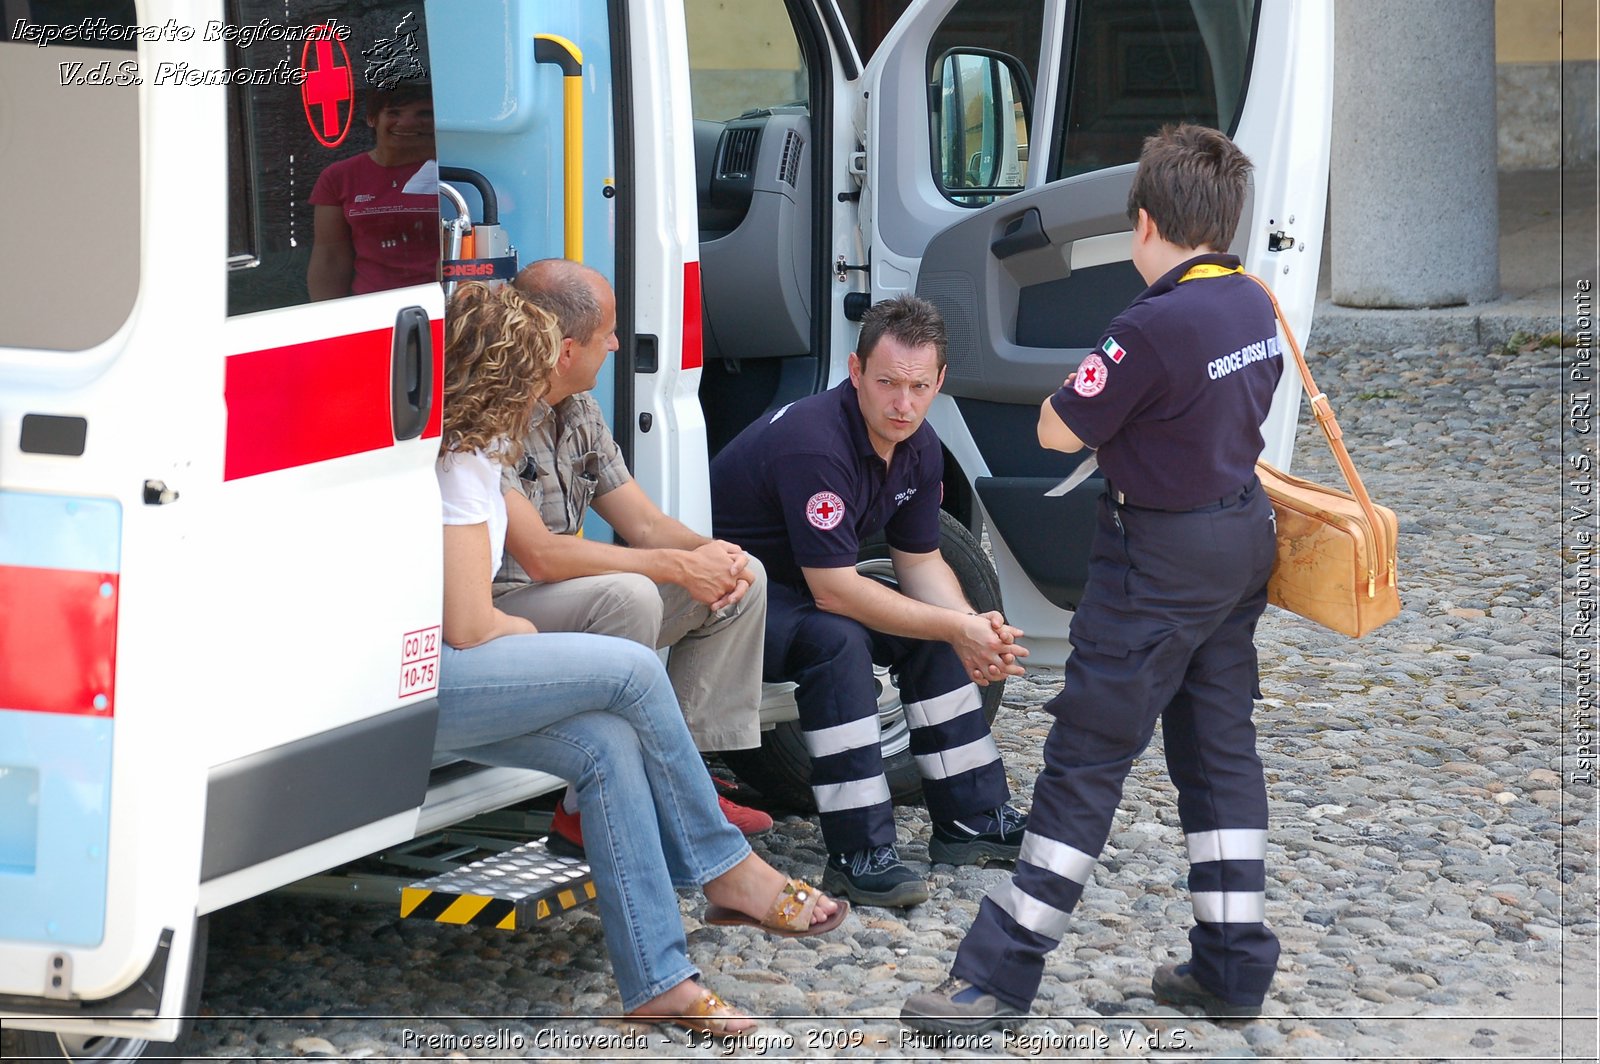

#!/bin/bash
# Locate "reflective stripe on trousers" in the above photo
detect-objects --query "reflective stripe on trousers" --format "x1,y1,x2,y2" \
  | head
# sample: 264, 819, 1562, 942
951, 488, 1280, 1010
764, 580, 1010, 853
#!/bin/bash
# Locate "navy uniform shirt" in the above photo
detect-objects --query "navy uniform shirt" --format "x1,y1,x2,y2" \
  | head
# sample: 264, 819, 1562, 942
711, 380, 944, 591
1049, 253, 1281, 510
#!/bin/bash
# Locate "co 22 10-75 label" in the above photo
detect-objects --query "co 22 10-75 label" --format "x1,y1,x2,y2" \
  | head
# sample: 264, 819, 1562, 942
399, 626, 441, 698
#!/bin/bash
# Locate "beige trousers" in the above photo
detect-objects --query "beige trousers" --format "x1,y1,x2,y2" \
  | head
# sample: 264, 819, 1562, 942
493, 555, 767, 752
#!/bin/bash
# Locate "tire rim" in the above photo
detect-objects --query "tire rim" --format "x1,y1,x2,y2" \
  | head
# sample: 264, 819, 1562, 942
51, 1034, 151, 1062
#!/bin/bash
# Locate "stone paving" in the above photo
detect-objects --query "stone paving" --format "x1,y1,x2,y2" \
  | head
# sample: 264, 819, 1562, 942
175, 340, 1595, 1061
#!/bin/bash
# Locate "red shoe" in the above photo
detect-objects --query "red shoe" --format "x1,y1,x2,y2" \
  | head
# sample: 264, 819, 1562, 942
717, 793, 773, 836
548, 803, 585, 858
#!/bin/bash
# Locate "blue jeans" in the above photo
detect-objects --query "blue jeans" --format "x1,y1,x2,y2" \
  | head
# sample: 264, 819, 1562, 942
436, 632, 752, 1011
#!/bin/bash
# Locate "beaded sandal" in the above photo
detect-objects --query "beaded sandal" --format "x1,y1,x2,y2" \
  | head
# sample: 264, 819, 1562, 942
626, 985, 755, 1037
704, 877, 848, 937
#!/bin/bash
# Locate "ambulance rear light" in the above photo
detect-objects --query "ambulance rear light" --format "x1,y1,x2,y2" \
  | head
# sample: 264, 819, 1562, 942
682, 262, 703, 372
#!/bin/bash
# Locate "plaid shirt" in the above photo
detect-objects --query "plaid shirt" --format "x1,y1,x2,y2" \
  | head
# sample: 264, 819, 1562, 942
494, 391, 631, 589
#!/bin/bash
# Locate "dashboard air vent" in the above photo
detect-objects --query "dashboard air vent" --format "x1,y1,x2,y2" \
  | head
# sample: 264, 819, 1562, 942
718, 127, 759, 179
778, 130, 803, 187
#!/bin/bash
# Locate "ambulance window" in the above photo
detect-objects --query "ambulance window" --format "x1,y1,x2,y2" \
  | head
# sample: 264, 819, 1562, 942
0, 3, 140, 352
227, 1, 437, 316
926, 0, 1044, 207
835, 0, 911, 63
1052, 0, 1257, 179
684, 0, 809, 120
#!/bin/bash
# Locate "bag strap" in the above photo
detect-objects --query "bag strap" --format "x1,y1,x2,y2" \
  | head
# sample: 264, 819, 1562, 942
1245, 273, 1395, 593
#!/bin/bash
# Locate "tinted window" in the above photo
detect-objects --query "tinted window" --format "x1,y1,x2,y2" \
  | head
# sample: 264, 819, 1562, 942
836, 0, 911, 63
0, 3, 140, 352
1053, 0, 1257, 179
228, 1, 437, 315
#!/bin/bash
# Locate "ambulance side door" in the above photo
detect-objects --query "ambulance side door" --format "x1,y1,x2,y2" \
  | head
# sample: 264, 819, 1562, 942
864, 0, 1332, 661
206, 0, 445, 906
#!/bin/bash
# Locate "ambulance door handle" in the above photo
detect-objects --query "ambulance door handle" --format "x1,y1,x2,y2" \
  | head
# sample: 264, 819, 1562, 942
391, 306, 433, 441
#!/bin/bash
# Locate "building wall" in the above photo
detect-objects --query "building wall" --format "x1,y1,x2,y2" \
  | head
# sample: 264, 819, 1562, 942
684, 0, 806, 121
1496, 0, 1597, 167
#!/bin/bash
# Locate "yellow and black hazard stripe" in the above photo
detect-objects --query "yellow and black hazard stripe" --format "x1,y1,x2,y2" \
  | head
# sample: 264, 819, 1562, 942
530, 881, 598, 922
400, 889, 518, 929
399, 881, 598, 930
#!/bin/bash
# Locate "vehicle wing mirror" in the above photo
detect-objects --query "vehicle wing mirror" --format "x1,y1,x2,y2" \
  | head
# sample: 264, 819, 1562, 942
931, 49, 1031, 204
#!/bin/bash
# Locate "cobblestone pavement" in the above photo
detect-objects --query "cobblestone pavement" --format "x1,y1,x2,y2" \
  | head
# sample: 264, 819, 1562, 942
168, 342, 1594, 1061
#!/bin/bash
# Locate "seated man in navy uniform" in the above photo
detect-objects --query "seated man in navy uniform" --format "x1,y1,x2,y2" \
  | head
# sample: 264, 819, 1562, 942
710, 296, 1029, 908
902, 124, 1284, 1030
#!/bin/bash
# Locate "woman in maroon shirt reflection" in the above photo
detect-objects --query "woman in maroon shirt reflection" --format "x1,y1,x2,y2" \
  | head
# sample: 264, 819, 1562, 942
307, 83, 438, 299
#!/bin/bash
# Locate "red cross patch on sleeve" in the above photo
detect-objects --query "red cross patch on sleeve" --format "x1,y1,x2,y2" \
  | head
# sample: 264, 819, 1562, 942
1073, 352, 1108, 397
806, 491, 846, 530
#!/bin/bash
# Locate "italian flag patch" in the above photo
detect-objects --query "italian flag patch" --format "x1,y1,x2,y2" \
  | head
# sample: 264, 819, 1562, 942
1101, 336, 1127, 364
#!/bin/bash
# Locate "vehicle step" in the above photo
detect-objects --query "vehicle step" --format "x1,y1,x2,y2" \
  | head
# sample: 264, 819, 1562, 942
399, 839, 596, 930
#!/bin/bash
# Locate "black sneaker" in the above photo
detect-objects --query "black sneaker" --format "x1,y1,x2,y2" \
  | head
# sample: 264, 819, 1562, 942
821, 845, 930, 908
929, 804, 1027, 865
1151, 963, 1263, 1019
900, 977, 1024, 1036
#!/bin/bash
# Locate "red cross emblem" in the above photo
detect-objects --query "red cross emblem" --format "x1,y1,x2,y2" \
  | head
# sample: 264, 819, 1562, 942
301, 27, 354, 148
1073, 352, 1108, 397
806, 491, 846, 531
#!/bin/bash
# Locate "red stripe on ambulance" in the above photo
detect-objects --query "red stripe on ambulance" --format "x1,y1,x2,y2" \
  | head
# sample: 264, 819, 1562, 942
223, 321, 443, 481
682, 262, 703, 371
0, 566, 118, 717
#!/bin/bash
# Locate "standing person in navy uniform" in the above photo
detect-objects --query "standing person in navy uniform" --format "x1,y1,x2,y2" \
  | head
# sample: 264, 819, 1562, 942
902, 124, 1284, 1031
711, 296, 1029, 908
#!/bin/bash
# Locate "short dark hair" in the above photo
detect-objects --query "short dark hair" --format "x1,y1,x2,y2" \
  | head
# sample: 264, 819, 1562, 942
365, 82, 433, 121
1126, 124, 1252, 251
512, 259, 606, 342
856, 295, 948, 373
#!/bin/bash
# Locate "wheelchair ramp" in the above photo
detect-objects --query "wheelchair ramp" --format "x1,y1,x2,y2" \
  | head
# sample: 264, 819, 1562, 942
400, 839, 596, 930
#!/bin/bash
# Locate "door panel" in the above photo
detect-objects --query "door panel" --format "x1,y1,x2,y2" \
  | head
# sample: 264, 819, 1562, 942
870, 0, 1331, 655
220, 0, 445, 766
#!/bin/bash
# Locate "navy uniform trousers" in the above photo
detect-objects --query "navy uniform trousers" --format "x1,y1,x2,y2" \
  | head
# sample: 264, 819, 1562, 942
953, 479, 1279, 1009
764, 579, 1011, 854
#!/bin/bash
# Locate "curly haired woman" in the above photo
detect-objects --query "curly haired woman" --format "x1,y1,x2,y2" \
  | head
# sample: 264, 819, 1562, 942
434, 283, 845, 1035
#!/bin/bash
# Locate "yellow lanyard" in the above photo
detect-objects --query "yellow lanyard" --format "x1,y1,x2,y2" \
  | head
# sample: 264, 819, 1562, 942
1178, 263, 1244, 283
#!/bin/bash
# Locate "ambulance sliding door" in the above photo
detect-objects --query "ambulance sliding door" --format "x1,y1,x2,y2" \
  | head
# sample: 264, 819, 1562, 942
864, 0, 1331, 659
209, 0, 444, 907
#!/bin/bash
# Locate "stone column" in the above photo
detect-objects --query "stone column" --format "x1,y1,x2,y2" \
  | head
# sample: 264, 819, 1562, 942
1332, 0, 1500, 307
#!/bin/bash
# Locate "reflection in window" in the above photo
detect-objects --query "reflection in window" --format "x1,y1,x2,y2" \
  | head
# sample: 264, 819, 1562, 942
1054, 0, 1256, 179
228, 1, 437, 315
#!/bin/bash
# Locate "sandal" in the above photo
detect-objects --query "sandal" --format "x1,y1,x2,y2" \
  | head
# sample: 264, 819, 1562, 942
704, 877, 849, 937
627, 985, 754, 1037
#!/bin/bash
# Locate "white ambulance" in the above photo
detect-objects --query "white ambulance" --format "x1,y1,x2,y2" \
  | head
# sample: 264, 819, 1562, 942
0, 0, 1331, 1058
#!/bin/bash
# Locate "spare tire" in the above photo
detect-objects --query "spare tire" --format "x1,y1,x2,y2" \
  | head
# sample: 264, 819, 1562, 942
720, 509, 1005, 810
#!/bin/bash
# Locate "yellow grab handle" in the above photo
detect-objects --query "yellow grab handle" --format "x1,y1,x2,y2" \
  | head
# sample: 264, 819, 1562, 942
534, 34, 584, 262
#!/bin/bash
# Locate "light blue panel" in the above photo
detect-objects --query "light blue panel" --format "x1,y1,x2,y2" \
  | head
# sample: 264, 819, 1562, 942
0, 492, 121, 573
0, 712, 112, 946
430, 0, 619, 541
428, 1, 538, 133
0, 766, 39, 872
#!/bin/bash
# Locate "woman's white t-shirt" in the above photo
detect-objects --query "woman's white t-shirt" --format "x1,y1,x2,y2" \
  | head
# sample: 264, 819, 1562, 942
436, 448, 507, 580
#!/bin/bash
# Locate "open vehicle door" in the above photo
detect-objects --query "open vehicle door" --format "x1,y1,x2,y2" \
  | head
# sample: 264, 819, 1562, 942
859, 0, 1333, 662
